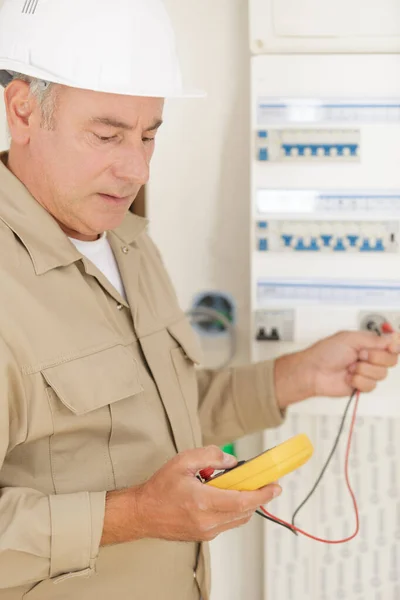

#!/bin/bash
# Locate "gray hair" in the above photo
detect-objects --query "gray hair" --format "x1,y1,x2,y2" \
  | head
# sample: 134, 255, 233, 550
7, 72, 58, 129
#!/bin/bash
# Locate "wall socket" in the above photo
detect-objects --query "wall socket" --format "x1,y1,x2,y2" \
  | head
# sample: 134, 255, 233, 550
359, 311, 400, 334
255, 309, 295, 342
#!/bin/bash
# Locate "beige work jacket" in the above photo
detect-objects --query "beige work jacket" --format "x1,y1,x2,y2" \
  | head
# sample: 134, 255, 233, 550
0, 153, 284, 599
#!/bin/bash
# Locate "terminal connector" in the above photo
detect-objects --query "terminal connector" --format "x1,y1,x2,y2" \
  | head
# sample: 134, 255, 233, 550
359, 313, 396, 336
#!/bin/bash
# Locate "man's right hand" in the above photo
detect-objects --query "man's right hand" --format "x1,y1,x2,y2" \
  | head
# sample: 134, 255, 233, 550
100, 446, 282, 545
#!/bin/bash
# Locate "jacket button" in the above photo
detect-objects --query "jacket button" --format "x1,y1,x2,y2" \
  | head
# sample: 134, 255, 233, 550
117, 303, 123, 310
122, 246, 130, 254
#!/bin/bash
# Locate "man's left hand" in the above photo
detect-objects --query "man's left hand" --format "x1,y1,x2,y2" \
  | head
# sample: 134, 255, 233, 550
275, 331, 400, 410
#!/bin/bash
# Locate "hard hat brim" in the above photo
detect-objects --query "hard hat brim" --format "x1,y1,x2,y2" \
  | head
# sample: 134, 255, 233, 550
0, 60, 206, 99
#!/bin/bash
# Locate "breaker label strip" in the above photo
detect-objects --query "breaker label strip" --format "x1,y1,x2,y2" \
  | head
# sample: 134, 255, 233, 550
257, 97, 400, 125
257, 279, 400, 306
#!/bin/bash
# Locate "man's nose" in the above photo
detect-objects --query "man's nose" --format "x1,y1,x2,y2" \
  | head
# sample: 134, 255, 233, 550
112, 145, 150, 185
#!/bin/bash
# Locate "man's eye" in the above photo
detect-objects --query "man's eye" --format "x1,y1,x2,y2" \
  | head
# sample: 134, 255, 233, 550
143, 137, 155, 144
94, 134, 117, 143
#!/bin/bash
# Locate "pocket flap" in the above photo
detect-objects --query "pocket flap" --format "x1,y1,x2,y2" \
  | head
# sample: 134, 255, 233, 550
167, 318, 203, 365
42, 345, 143, 415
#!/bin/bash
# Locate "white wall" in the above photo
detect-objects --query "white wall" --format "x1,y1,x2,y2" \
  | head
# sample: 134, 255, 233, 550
147, 2, 264, 599
148, 0, 251, 328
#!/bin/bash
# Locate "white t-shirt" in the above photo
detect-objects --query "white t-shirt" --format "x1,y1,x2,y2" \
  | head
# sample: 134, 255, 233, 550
69, 233, 127, 301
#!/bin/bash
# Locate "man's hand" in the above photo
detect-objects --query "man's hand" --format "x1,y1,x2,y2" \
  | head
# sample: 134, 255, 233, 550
100, 446, 282, 546
275, 330, 400, 410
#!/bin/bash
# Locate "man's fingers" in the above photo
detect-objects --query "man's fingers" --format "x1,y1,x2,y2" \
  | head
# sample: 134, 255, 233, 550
232, 484, 282, 513
351, 362, 388, 382
203, 513, 255, 541
359, 349, 398, 368
387, 337, 400, 354
204, 483, 282, 514
354, 331, 400, 351
349, 374, 377, 393
205, 508, 256, 530
175, 446, 237, 475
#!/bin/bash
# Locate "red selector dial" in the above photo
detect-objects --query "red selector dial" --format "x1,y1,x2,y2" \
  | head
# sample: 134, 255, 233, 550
199, 467, 215, 481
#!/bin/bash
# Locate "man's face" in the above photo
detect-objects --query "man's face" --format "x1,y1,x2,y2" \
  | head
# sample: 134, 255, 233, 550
26, 86, 164, 240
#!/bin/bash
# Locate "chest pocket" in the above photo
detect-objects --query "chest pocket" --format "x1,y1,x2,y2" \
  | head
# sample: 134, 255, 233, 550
42, 344, 143, 494
139, 318, 204, 452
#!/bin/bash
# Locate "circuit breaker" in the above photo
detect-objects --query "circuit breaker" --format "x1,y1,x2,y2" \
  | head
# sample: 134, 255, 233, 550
255, 219, 398, 253
256, 129, 360, 162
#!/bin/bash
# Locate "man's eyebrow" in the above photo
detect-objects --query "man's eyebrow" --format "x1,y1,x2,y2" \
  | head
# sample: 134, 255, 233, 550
145, 119, 163, 132
90, 117, 163, 131
90, 117, 133, 130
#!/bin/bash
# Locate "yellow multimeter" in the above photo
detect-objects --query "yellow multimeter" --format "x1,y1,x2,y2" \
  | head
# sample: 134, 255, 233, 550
205, 434, 314, 491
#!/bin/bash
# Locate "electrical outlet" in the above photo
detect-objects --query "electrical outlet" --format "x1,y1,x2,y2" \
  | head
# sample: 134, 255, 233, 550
359, 311, 400, 334
255, 309, 295, 342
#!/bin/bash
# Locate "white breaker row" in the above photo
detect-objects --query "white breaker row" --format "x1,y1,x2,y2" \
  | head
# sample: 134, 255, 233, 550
256, 129, 360, 162
255, 220, 398, 253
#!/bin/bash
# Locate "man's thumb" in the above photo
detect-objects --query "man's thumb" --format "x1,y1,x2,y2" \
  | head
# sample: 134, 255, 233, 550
176, 446, 237, 475
357, 330, 400, 353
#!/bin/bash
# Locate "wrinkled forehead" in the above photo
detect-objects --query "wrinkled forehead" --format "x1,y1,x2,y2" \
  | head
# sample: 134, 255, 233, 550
53, 86, 165, 128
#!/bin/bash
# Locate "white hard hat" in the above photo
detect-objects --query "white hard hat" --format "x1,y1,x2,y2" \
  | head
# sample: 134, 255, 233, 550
0, 0, 203, 98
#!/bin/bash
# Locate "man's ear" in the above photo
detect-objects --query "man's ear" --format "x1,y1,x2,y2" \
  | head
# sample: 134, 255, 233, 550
4, 80, 35, 145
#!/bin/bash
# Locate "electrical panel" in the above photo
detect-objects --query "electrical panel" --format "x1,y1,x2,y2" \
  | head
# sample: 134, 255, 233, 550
251, 53, 400, 600
249, 0, 400, 54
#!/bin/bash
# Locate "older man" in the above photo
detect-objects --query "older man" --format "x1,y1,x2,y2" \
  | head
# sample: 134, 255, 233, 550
0, 1, 398, 599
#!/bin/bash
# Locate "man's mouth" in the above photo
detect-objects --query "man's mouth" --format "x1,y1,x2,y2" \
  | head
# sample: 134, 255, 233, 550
98, 193, 132, 203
